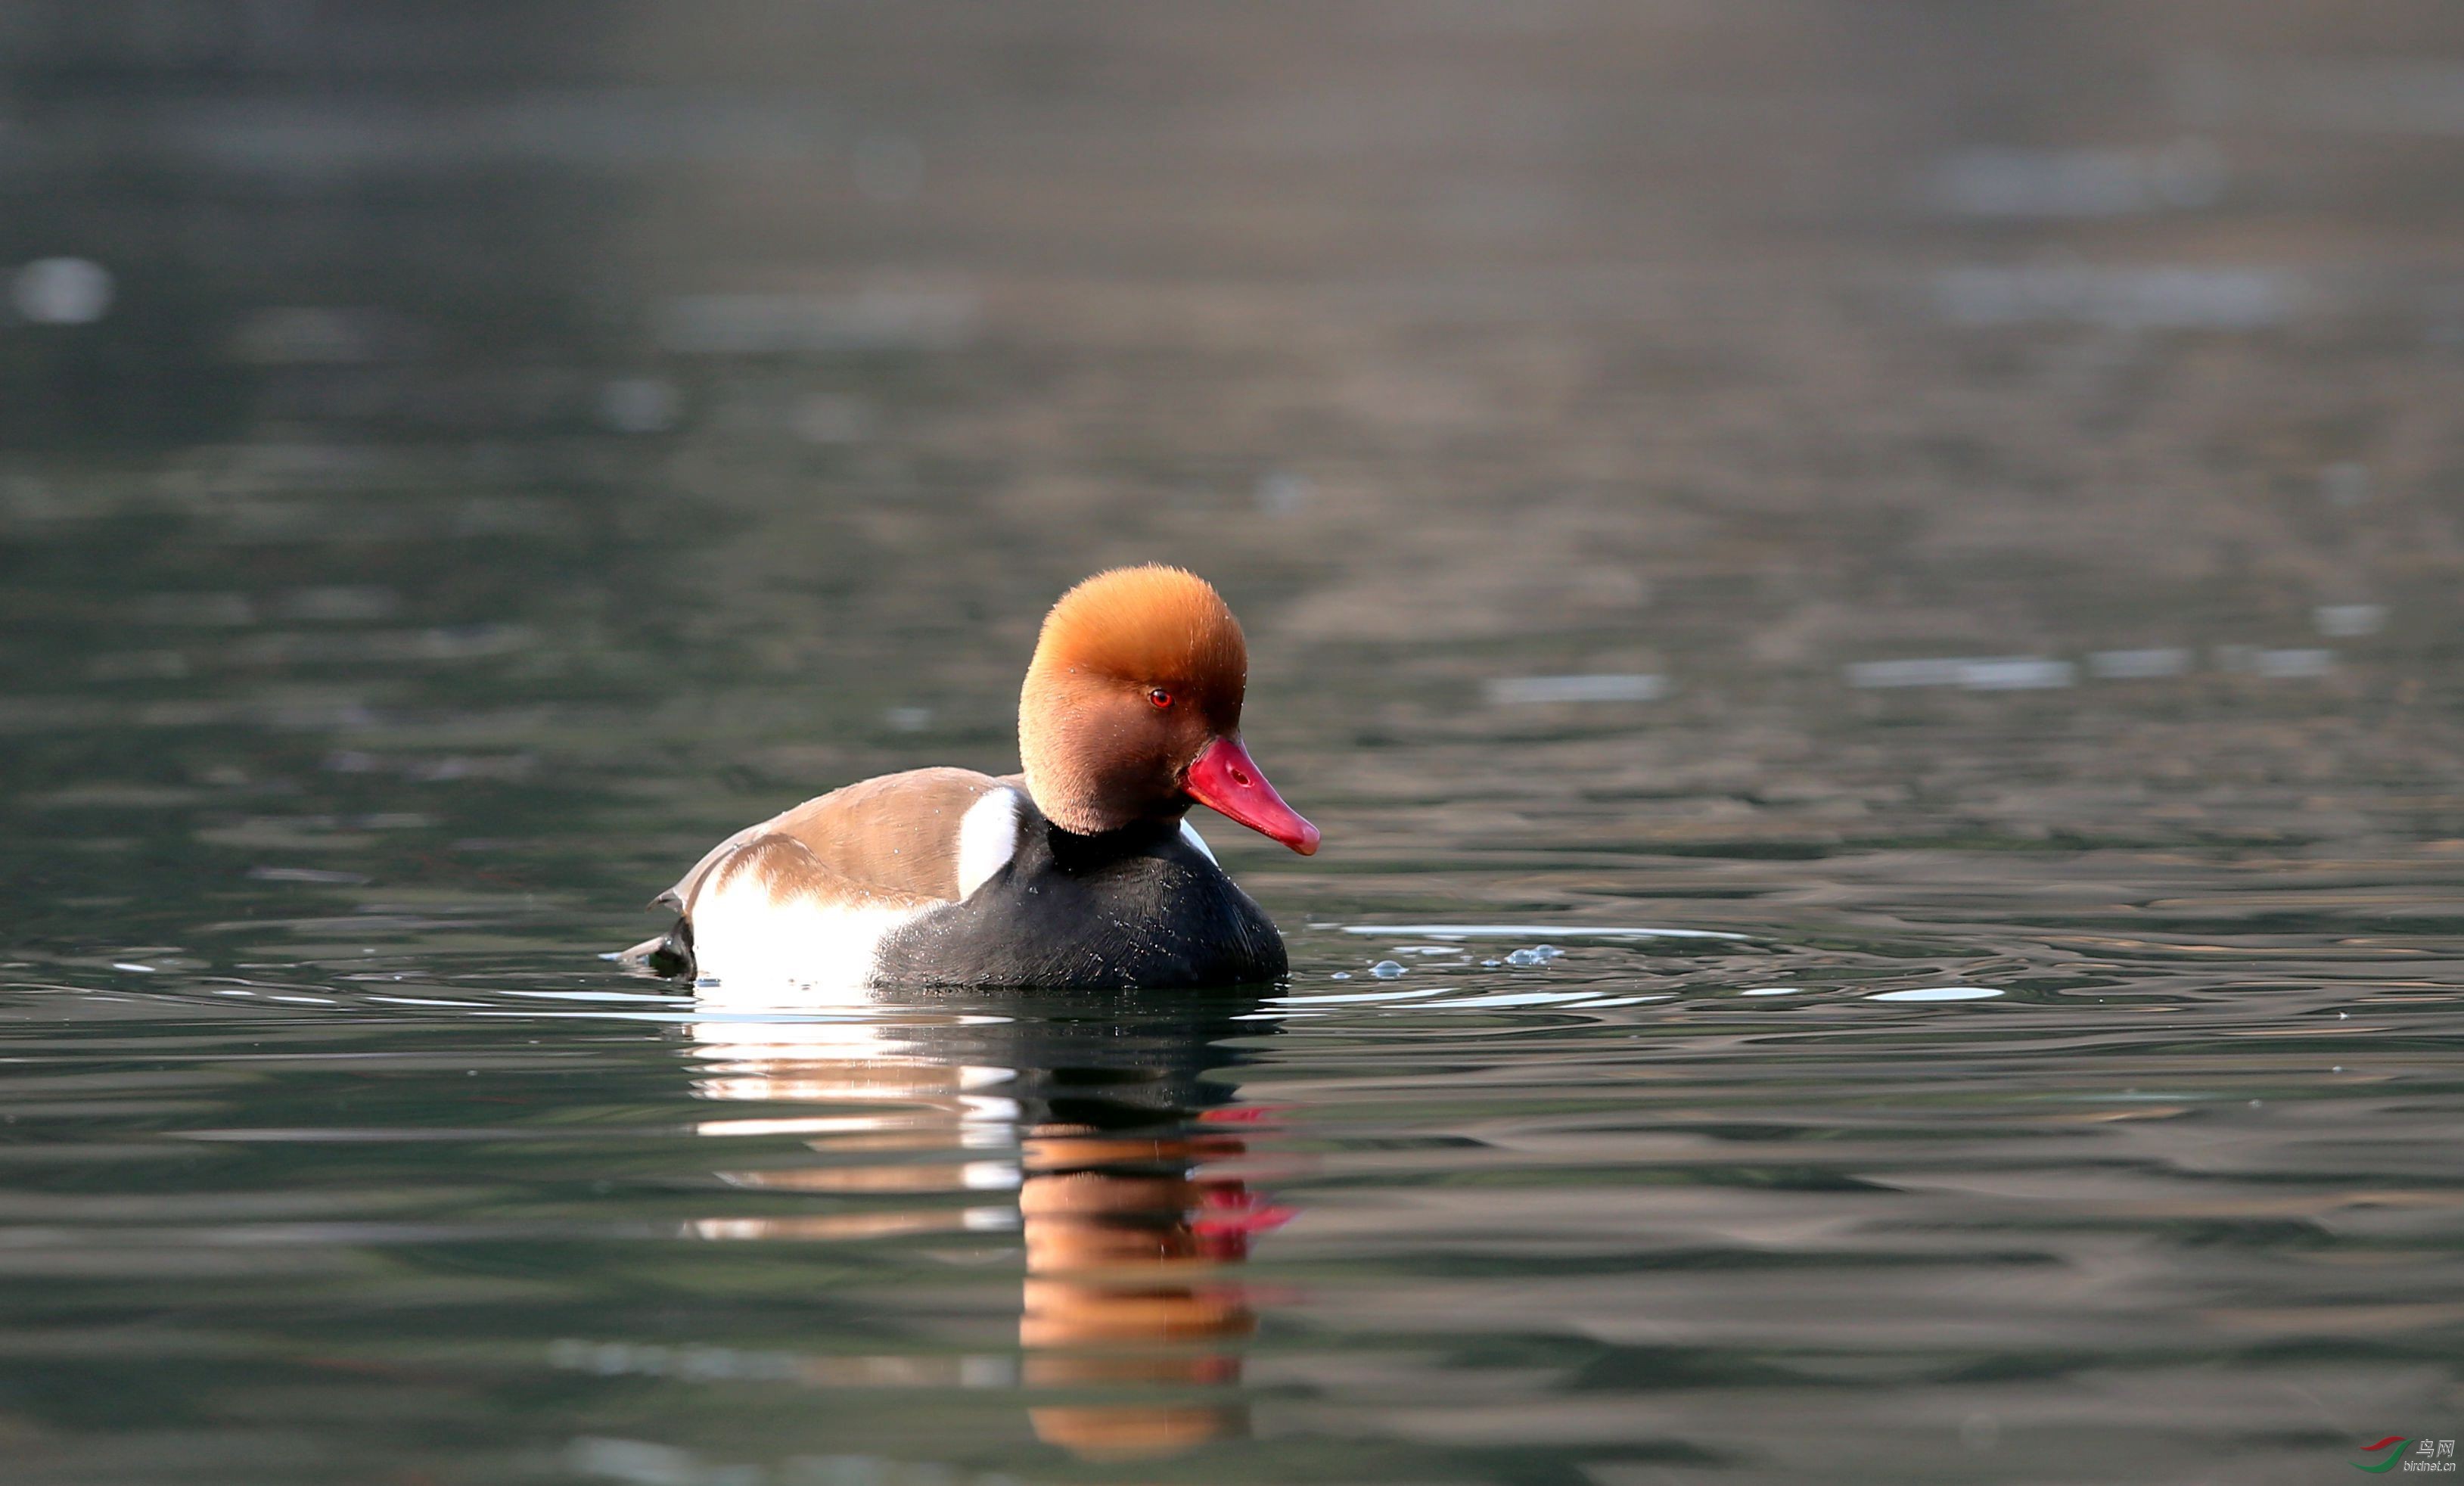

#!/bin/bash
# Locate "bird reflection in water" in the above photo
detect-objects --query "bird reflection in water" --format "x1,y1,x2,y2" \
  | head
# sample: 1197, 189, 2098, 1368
685, 986, 1288, 1460
1018, 1098, 1289, 1457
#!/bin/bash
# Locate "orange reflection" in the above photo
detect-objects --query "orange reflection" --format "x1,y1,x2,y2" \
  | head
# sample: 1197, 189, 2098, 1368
683, 989, 1288, 1461
1018, 1114, 1288, 1457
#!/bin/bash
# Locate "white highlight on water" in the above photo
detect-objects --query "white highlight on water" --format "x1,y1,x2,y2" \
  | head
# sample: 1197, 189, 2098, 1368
12, 257, 113, 324
2089, 648, 2192, 679
1272, 987, 1449, 1006
2214, 645, 2336, 679
1485, 673, 1667, 706
1935, 264, 2295, 330
1868, 986, 2004, 1003
1926, 140, 2226, 220
1847, 656, 2076, 691
1422, 990, 1598, 1009
1342, 924, 1751, 942
2313, 604, 2387, 638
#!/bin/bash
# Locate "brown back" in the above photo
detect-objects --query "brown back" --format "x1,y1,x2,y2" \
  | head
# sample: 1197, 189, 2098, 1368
663, 766, 1011, 912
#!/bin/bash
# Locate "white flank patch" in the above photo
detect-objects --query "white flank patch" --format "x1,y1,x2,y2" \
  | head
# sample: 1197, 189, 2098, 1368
955, 787, 1024, 900
688, 858, 928, 997
1179, 819, 1217, 863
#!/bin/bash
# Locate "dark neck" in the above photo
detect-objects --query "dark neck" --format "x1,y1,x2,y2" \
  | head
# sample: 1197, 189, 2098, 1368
1042, 813, 1189, 871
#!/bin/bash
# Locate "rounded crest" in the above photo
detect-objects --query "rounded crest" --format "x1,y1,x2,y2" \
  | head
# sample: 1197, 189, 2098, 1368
1033, 567, 1244, 706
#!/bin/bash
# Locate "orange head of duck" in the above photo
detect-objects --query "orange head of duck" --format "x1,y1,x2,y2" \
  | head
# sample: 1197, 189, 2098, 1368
1018, 566, 1319, 855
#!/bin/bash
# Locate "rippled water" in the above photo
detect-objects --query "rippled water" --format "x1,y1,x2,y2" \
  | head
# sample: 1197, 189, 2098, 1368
8, 900, 2463, 1484
8, 4, 2464, 1482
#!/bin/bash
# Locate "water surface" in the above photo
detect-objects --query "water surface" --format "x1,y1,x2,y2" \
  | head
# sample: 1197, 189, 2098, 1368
5, 5, 2464, 1482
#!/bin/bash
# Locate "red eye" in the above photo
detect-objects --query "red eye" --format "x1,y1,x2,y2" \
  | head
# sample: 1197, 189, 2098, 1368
1148, 688, 1173, 709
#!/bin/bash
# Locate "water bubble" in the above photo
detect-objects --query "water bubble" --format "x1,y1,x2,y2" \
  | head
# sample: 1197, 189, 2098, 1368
1532, 944, 1564, 959
1505, 949, 1545, 966
1481, 959, 1502, 967
1330, 971, 1352, 981
1369, 960, 1406, 979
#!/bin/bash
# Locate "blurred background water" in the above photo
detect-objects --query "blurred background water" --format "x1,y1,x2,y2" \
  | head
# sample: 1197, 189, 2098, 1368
3, 4, 2463, 1482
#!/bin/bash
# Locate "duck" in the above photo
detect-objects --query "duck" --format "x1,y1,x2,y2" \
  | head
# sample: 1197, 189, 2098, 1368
628, 565, 1319, 990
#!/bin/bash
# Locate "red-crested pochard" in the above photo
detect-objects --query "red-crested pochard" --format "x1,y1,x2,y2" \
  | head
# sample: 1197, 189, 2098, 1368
629, 566, 1319, 988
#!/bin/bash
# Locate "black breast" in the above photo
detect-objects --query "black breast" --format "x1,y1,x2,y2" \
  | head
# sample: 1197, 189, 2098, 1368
878, 816, 1289, 990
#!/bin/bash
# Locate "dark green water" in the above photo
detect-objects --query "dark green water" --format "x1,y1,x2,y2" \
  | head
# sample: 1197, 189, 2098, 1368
5, 5, 2464, 1482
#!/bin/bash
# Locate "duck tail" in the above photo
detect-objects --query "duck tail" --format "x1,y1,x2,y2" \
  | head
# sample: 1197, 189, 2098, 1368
615, 918, 695, 978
